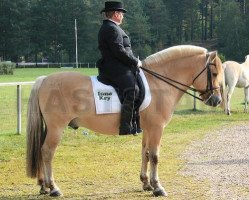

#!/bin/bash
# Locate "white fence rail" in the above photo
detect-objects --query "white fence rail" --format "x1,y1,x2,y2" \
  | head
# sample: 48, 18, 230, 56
0, 81, 34, 134
16, 62, 97, 68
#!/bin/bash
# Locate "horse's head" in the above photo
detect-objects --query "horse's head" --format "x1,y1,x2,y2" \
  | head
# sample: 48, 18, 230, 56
192, 51, 224, 107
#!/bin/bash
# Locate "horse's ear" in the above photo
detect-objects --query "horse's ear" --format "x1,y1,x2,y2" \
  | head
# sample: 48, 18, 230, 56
209, 51, 217, 60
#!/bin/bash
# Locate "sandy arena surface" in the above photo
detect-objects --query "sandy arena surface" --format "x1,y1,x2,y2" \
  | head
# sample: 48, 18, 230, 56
181, 125, 249, 200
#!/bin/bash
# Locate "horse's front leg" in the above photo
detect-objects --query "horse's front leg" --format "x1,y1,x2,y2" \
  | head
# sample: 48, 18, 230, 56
148, 126, 167, 197
226, 85, 235, 115
140, 134, 153, 191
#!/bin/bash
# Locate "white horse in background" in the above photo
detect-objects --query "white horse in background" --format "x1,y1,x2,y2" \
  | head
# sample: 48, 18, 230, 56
223, 55, 249, 115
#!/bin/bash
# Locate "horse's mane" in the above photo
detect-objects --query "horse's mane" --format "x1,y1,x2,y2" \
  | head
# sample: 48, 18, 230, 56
143, 45, 208, 67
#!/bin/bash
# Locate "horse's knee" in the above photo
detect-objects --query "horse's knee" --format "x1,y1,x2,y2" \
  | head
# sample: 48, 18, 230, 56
151, 154, 158, 165
149, 152, 159, 166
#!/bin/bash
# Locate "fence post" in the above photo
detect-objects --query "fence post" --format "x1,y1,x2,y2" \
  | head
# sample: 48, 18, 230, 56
193, 91, 197, 111
17, 85, 22, 134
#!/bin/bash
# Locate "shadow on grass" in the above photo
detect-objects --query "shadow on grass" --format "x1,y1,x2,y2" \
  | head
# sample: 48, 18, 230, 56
0, 133, 22, 137
174, 109, 223, 115
0, 189, 154, 200
83, 188, 153, 199
0, 195, 51, 200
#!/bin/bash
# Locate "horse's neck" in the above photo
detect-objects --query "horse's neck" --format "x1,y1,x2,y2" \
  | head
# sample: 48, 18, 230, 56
243, 61, 249, 67
145, 60, 196, 110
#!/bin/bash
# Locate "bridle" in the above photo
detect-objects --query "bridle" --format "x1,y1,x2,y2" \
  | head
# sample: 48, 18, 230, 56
192, 53, 219, 103
140, 53, 219, 103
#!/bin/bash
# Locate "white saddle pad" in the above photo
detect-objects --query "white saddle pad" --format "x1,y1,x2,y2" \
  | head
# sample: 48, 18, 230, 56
91, 69, 151, 114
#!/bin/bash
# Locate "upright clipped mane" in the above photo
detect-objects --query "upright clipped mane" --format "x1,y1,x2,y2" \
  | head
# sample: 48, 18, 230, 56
143, 45, 207, 67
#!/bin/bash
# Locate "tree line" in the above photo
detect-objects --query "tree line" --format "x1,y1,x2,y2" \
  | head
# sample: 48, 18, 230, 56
0, 0, 249, 63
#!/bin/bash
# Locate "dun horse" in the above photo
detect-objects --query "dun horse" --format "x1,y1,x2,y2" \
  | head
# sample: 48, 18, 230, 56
26, 45, 223, 197
223, 55, 249, 115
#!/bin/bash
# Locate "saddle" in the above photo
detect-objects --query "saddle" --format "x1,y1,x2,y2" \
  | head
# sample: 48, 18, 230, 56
97, 71, 145, 107
91, 69, 151, 114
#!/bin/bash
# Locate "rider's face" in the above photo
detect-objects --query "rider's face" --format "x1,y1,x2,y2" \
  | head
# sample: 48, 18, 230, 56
113, 11, 124, 25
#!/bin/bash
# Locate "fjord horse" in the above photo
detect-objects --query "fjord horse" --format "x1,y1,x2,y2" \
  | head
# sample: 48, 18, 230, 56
26, 45, 223, 197
223, 55, 249, 115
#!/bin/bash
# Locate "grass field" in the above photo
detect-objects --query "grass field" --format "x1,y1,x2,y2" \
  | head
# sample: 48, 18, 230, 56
0, 68, 248, 199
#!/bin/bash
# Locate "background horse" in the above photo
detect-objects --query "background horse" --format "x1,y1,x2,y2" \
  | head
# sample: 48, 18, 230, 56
26, 45, 224, 197
223, 55, 249, 115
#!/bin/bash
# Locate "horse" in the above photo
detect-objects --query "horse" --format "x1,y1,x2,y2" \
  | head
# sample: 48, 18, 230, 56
26, 45, 224, 197
223, 55, 249, 115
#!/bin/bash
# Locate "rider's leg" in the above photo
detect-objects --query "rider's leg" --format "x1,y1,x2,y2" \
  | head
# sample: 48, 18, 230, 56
112, 71, 139, 135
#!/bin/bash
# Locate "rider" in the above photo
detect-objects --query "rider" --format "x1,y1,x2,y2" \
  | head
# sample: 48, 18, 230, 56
97, 1, 142, 135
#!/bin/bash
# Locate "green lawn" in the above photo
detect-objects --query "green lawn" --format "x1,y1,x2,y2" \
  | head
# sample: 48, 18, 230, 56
0, 68, 248, 199
0, 68, 97, 82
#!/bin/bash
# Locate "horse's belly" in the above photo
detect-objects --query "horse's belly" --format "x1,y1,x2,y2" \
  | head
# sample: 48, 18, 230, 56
236, 77, 249, 88
77, 114, 120, 135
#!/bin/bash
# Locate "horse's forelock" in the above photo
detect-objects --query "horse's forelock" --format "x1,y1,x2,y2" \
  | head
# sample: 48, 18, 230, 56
143, 45, 207, 67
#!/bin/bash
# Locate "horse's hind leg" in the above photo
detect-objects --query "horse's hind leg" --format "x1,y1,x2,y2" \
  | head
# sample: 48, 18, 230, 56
42, 124, 64, 197
38, 167, 49, 194
140, 135, 153, 191
244, 87, 249, 113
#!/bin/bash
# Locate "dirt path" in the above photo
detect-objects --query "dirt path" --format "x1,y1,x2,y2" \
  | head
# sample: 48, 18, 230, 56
181, 125, 249, 200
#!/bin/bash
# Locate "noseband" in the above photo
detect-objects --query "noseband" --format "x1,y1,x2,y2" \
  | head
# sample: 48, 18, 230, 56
140, 53, 219, 102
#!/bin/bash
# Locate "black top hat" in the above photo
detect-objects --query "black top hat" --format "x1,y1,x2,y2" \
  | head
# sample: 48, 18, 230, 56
101, 1, 127, 13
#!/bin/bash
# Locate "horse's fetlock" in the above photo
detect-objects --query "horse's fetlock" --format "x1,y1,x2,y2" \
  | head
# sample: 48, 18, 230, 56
140, 174, 149, 183
150, 179, 159, 188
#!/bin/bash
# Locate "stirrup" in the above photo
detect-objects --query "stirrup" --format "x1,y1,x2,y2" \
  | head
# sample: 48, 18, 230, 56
131, 124, 143, 135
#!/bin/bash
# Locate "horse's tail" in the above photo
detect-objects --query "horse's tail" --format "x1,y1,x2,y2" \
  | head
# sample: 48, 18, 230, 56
26, 76, 47, 178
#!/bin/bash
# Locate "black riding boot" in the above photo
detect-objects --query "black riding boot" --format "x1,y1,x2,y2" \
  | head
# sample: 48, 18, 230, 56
119, 104, 133, 135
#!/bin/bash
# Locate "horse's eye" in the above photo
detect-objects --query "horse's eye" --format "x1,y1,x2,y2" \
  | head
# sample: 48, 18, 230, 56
212, 73, 217, 77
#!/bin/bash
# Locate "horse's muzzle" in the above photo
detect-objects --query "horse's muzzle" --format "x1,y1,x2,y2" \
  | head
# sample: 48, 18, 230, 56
204, 94, 221, 107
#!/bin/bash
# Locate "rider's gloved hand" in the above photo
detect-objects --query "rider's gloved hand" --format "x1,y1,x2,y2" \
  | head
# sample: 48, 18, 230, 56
137, 59, 142, 68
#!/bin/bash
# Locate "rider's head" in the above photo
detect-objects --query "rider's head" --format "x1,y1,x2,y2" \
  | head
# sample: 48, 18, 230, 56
101, 1, 127, 25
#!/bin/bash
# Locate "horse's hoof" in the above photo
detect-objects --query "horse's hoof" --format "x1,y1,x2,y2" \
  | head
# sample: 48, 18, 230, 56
40, 189, 49, 195
40, 186, 49, 195
50, 189, 63, 197
153, 188, 168, 197
143, 184, 153, 191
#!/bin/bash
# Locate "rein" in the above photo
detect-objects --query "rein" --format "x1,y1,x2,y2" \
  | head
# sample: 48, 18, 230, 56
141, 54, 217, 102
